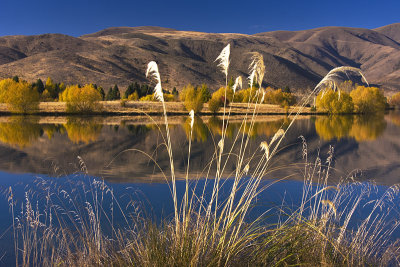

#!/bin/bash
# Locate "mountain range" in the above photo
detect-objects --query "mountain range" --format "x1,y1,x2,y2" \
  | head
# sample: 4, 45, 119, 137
0, 24, 400, 94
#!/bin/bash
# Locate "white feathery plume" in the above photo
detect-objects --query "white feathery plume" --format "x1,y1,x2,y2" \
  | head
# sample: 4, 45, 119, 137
146, 61, 164, 102
315, 66, 369, 98
270, 129, 285, 146
232, 76, 243, 94
248, 52, 265, 89
261, 90, 265, 103
243, 164, 250, 175
215, 44, 230, 77
260, 141, 270, 160
189, 110, 195, 129
153, 83, 164, 102
146, 61, 161, 84
218, 139, 224, 152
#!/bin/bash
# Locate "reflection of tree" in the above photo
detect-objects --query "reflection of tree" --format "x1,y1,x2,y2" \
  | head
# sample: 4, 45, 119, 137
0, 117, 42, 148
42, 124, 65, 140
64, 117, 103, 144
183, 116, 209, 142
349, 115, 386, 141
315, 115, 386, 141
207, 117, 235, 139
388, 113, 400, 127
315, 116, 353, 141
242, 118, 291, 138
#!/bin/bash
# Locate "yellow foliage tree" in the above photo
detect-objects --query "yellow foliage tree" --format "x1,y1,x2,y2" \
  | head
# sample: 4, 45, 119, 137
263, 88, 296, 107
389, 92, 400, 108
0, 78, 39, 113
316, 89, 354, 114
60, 84, 102, 113
350, 86, 386, 114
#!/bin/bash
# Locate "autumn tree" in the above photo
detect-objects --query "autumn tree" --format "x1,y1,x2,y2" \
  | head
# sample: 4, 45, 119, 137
0, 78, 39, 113
350, 86, 386, 114
59, 84, 102, 113
316, 89, 354, 114
389, 92, 400, 108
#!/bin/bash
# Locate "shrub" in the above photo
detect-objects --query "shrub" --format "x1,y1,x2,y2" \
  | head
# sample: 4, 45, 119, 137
128, 91, 139, 101
234, 87, 257, 103
184, 86, 204, 113
139, 94, 154, 101
212, 86, 234, 104
120, 99, 127, 107
163, 93, 175, 102
59, 84, 102, 113
350, 86, 386, 114
208, 96, 222, 113
389, 92, 400, 108
316, 89, 354, 114
264, 88, 296, 107
0, 78, 39, 113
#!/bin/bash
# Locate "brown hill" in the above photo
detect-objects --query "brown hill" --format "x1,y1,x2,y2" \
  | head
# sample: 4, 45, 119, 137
0, 25, 399, 93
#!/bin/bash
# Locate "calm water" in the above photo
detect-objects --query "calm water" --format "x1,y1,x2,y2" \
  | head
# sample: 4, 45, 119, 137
0, 113, 400, 263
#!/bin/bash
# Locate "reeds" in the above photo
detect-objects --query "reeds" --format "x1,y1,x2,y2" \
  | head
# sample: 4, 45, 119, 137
6, 51, 400, 266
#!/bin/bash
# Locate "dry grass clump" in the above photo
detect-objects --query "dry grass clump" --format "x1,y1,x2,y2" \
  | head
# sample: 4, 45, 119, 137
6, 48, 400, 266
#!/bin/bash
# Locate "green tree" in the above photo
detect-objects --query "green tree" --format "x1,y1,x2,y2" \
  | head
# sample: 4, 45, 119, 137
125, 84, 135, 99
97, 86, 105, 100
106, 87, 114, 100
172, 87, 178, 97
112, 85, 120, 100
34, 79, 45, 94
45, 77, 58, 99
198, 84, 211, 103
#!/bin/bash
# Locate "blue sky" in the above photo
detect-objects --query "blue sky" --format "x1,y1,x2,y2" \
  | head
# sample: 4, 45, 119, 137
0, 0, 399, 36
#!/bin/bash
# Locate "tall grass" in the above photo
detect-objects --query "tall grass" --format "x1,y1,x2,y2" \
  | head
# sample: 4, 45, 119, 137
6, 51, 400, 266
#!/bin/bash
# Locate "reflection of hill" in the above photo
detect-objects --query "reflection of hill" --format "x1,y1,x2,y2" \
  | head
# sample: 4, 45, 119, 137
315, 115, 386, 142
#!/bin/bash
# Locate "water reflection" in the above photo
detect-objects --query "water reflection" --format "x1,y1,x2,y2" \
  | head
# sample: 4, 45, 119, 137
315, 115, 386, 141
0, 114, 399, 184
0, 117, 42, 148
64, 117, 103, 144
182, 116, 209, 142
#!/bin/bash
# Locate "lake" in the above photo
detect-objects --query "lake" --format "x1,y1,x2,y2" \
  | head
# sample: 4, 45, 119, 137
0, 112, 399, 264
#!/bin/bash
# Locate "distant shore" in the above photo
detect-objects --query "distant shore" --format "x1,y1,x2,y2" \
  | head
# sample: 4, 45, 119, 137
0, 101, 315, 116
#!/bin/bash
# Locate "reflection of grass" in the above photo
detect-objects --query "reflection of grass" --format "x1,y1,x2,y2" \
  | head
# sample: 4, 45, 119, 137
64, 117, 103, 144
0, 117, 42, 148
315, 115, 386, 141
